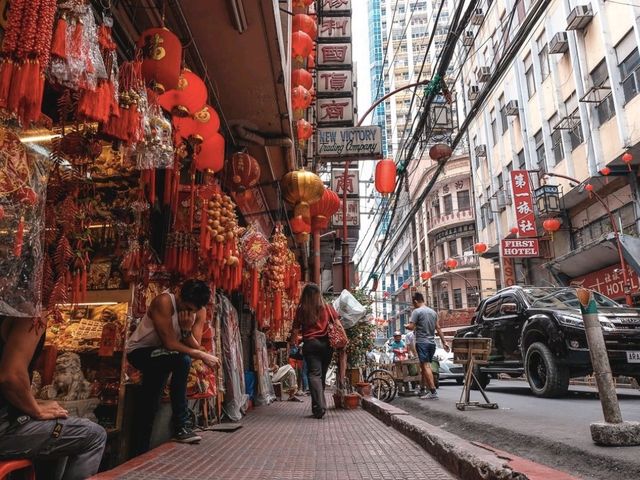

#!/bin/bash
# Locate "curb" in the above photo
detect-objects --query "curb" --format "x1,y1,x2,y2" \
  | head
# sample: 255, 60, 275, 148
362, 397, 577, 480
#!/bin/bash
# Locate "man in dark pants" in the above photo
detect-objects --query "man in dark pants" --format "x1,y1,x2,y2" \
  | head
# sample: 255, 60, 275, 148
127, 279, 219, 453
0, 317, 106, 479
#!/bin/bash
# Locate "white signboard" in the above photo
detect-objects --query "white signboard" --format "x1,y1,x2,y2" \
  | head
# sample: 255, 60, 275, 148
321, 0, 351, 14
317, 97, 354, 125
319, 16, 351, 40
332, 199, 360, 227
317, 43, 352, 67
331, 169, 359, 196
317, 70, 352, 96
317, 126, 383, 160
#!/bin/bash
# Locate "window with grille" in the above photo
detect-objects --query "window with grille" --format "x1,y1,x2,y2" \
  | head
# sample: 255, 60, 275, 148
525, 54, 536, 98
537, 32, 550, 81
534, 130, 545, 170
549, 114, 564, 166
453, 289, 463, 309
457, 190, 471, 210
443, 194, 453, 214
616, 30, 640, 104
591, 60, 615, 124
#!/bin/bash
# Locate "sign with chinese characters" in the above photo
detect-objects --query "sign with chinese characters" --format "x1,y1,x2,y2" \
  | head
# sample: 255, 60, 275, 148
332, 199, 360, 227
434, 224, 476, 243
321, 0, 351, 14
501, 239, 540, 257
510, 170, 536, 238
317, 70, 352, 96
319, 16, 351, 40
317, 98, 354, 126
317, 43, 352, 67
570, 264, 640, 301
317, 126, 383, 160
331, 169, 359, 196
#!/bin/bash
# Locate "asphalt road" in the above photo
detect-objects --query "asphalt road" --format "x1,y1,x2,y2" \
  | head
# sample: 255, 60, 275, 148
393, 379, 640, 480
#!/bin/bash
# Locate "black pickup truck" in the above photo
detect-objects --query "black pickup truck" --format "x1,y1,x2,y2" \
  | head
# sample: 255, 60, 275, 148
455, 286, 640, 397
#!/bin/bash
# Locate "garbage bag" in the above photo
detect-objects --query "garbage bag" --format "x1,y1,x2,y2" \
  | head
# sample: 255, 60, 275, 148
332, 289, 366, 329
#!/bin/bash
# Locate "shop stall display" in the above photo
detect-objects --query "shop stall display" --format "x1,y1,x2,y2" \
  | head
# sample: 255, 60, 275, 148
219, 293, 248, 422
253, 330, 275, 406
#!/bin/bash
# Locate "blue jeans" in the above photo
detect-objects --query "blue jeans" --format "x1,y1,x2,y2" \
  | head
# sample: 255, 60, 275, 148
127, 347, 192, 454
0, 414, 106, 480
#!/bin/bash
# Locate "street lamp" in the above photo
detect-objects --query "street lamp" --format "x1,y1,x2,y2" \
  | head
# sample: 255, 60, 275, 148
534, 184, 561, 216
542, 172, 634, 306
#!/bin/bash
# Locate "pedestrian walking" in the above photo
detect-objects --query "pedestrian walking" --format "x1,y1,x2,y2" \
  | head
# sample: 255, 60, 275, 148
291, 283, 339, 419
406, 292, 449, 400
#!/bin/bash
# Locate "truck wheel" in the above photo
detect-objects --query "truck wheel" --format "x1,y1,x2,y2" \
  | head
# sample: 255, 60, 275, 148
525, 342, 569, 398
468, 365, 490, 390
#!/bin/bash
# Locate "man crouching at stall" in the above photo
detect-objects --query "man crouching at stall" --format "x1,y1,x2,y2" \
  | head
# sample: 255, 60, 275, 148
127, 279, 220, 454
0, 316, 107, 479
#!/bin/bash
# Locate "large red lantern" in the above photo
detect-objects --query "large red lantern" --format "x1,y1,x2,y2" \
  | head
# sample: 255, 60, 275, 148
473, 242, 487, 254
296, 118, 313, 143
622, 151, 633, 171
228, 152, 261, 192
420, 271, 432, 281
375, 159, 397, 195
543, 217, 561, 233
293, 14, 318, 40
194, 133, 224, 172
307, 53, 316, 69
446, 258, 458, 269
429, 143, 453, 161
137, 27, 182, 93
310, 188, 341, 232
291, 31, 314, 63
292, 68, 313, 90
173, 105, 220, 144
158, 69, 208, 117
292, 86, 312, 110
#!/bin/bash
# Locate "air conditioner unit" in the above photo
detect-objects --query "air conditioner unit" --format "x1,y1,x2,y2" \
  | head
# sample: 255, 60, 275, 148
463, 31, 474, 47
471, 8, 485, 26
496, 191, 512, 209
549, 31, 569, 54
468, 85, 480, 101
475, 144, 487, 157
505, 100, 519, 116
477, 66, 491, 82
567, 4, 594, 30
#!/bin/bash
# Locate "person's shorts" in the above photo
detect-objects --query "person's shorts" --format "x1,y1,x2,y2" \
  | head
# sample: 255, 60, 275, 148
416, 342, 436, 364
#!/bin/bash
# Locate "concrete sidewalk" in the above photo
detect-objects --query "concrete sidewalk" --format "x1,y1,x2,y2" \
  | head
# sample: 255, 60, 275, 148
92, 394, 454, 480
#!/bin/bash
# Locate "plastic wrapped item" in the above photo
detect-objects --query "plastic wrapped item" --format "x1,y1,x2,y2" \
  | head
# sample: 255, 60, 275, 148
0, 129, 51, 319
253, 331, 275, 406
332, 289, 366, 329
135, 103, 174, 170
218, 293, 249, 421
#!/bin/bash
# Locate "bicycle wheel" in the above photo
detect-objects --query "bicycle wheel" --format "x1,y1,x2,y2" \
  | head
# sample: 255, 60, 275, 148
370, 377, 393, 402
367, 369, 398, 401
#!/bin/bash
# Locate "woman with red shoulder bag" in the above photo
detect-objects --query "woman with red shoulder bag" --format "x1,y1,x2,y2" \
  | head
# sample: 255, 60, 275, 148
291, 283, 343, 419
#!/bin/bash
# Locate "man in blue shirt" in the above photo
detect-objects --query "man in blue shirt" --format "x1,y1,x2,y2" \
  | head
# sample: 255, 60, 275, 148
388, 331, 406, 361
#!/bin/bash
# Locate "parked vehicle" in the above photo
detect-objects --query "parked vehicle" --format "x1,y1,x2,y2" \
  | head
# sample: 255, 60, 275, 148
455, 286, 640, 397
433, 338, 465, 384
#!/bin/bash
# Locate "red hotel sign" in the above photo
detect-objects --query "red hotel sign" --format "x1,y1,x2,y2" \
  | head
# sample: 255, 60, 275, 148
501, 239, 540, 257
510, 170, 537, 237
571, 264, 640, 300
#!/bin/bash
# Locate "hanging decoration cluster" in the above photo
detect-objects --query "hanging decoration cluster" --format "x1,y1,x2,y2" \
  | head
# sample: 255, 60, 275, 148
290, 7, 317, 134
283, 169, 325, 245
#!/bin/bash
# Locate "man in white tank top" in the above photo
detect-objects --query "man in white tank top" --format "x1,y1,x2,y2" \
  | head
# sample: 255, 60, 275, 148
127, 279, 219, 453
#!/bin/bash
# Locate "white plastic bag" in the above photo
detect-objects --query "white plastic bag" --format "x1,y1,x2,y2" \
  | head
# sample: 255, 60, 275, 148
333, 289, 366, 329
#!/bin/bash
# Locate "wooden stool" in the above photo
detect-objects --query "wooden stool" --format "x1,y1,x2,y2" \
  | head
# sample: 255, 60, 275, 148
0, 459, 35, 480
452, 337, 498, 411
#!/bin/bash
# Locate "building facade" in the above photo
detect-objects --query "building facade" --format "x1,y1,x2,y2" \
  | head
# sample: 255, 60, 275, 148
459, 0, 640, 304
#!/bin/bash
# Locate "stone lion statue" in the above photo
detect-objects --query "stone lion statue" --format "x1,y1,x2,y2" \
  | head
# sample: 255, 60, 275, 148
39, 352, 91, 401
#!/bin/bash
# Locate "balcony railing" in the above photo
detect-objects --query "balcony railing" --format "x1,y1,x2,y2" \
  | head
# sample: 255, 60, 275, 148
573, 204, 638, 250
432, 253, 480, 274
427, 208, 474, 232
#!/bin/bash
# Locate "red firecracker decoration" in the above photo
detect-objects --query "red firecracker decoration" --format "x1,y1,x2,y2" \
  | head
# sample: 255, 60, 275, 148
291, 31, 313, 64
292, 68, 313, 90
173, 104, 220, 144
474, 242, 488, 254
310, 188, 340, 232
102, 60, 146, 144
194, 133, 225, 172
158, 69, 207, 117
137, 27, 182, 93
375, 159, 396, 195
228, 152, 261, 192
421, 271, 432, 281
446, 258, 458, 269
292, 14, 318, 40
622, 151, 633, 171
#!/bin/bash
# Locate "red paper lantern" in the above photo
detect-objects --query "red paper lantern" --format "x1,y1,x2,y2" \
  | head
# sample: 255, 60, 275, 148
292, 31, 314, 63
229, 152, 261, 191
420, 271, 432, 281
293, 0, 314, 8
310, 188, 341, 232
585, 183, 594, 192
375, 159, 397, 195
194, 133, 224, 172
474, 242, 488, 254
446, 258, 458, 269
543, 217, 561, 233
600, 167, 611, 176
293, 14, 318, 40
429, 143, 453, 161
622, 151, 633, 171
292, 86, 312, 110
296, 119, 313, 143
402, 283, 409, 290
173, 105, 220, 144
290, 215, 311, 234
137, 27, 182, 93
308, 53, 316, 69
510, 227, 519, 235
292, 68, 313, 90
158, 69, 208, 117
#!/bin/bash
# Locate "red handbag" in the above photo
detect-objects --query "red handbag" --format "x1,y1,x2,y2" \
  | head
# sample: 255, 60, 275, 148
326, 305, 348, 350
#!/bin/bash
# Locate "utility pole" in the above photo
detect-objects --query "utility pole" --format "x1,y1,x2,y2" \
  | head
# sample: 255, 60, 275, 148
576, 288, 640, 446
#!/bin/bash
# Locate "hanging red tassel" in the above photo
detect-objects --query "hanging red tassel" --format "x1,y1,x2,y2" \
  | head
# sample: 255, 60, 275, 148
14, 216, 24, 257
51, 16, 68, 59
250, 267, 259, 310
0, 60, 14, 108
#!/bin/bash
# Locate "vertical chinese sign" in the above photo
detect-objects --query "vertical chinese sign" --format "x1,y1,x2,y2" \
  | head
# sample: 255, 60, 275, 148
510, 170, 537, 237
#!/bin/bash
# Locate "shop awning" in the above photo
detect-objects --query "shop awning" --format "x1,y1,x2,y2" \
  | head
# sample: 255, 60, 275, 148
543, 233, 640, 281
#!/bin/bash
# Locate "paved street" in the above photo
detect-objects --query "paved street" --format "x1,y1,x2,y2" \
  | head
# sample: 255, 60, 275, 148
93, 394, 454, 480
394, 379, 640, 480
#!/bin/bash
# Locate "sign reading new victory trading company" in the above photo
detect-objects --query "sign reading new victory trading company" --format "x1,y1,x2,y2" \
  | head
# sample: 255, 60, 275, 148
501, 239, 540, 257
317, 126, 383, 160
